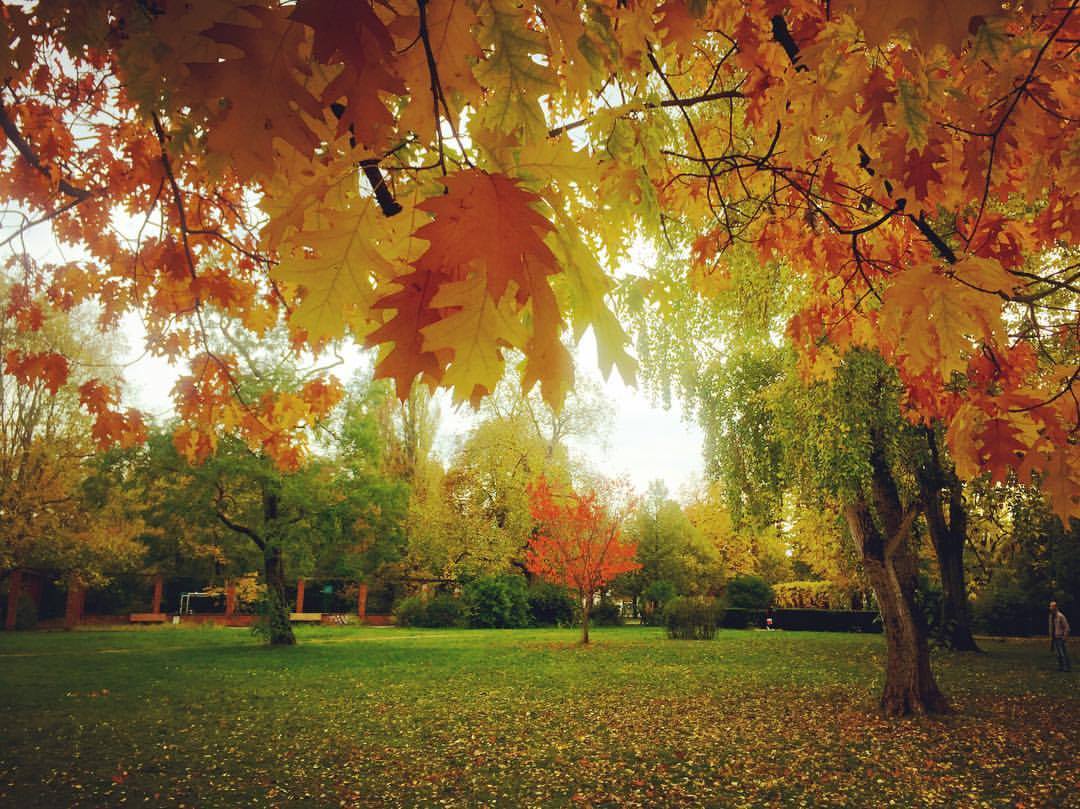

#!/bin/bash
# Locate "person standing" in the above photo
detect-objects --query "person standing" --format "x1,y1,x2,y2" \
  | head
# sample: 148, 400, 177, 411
1049, 601, 1071, 672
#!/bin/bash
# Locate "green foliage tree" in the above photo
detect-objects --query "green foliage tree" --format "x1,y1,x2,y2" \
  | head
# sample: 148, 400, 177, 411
725, 575, 774, 610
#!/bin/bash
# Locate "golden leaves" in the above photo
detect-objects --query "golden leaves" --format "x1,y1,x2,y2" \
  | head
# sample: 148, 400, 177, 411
473, 0, 558, 140
271, 193, 407, 342
366, 169, 574, 408
837, 0, 1031, 52
421, 275, 527, 404
879, 258, 1013, 379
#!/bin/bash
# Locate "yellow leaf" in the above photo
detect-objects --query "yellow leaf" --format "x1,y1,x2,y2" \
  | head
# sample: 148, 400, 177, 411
420, 274, 527, 404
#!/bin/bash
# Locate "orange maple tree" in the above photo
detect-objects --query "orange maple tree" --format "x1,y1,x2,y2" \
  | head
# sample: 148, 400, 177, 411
526, 475, 638, 644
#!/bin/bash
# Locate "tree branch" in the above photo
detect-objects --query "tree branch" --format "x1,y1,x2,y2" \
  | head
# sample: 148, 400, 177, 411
215, 481, 265, 550
0, 101, 95, 201
548, 90, 746, 137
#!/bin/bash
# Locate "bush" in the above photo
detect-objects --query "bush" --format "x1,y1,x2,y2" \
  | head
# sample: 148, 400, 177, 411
726, 575, 774, 610
528, 582, 577, 627
418, 593, 465, 628
588, 599, 624, 627
393, 595, 428, 628
773, 581, 852, 610
972, 579, 1047, 637
464, 575, 531, 628
393, 593, 467, 628
664, 596, 723, 640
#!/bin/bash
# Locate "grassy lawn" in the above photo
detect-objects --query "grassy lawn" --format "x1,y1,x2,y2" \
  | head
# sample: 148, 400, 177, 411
1, 626, 1077, 808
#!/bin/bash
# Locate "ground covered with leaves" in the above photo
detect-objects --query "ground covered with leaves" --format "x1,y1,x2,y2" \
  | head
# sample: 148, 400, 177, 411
1, 626, 1077, 807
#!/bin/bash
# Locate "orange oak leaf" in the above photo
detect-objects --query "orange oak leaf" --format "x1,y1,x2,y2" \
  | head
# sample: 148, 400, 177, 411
413, 169, 558, 300
366, 268, 450, 397
183, 5, 323, 177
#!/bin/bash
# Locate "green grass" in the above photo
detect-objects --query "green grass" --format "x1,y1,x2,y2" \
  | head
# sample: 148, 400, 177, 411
1, 626, 1077, 807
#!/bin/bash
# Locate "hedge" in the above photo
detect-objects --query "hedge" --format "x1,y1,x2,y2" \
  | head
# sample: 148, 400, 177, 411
722, 608, 882, 633
772, 581, 852, 610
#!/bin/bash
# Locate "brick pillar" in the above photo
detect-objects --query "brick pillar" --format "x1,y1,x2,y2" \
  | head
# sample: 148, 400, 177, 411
151, 574, 164, 614
357, 582, 368, 623
64, 582, 84, 630
295, 578, 305, 613
225, 583, 237, 618
5, 570, 22, 630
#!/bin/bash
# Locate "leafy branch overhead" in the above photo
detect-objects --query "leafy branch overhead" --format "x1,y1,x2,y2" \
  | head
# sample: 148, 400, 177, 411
0, 0, 1078, 516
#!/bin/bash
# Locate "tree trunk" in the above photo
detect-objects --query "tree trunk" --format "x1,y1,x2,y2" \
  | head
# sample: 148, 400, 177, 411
263, 544, 295, 646
845, 501, 947, 716
262, 490, 294, 646
581, 597, 590, 645
845, 432, 948, 717
918, 437, 979, 652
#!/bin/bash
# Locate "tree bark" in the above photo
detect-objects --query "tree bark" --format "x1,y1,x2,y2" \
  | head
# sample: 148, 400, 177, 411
581, 596, 590, 645
918, 431, 979, 652
844, 434, 948, 717
263, 543, 295, 646
262, 490, 295, 646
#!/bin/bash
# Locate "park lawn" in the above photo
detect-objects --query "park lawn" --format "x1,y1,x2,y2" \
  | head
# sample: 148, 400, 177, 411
0, 627, 1077, 808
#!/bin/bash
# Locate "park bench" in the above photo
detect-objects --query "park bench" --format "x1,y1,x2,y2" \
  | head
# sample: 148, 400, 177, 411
129, 613, 167, 623
289, 612, 323, 623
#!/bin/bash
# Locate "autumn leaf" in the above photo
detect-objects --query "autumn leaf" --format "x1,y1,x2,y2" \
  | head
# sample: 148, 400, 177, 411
473, 0, 558, 139
838, 0, 1019, 52
291, 0, 405, 148
272, 194, 404, 341
5, 350, 69, 394
879, 262, 1006, 379
413, 169, 559, 301
366, 268, 449, 397
420, 274, 528, 405
181, 4, 324, 177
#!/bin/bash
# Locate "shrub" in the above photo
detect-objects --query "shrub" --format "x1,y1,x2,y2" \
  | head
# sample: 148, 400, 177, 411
664, 596, 723, 640
464, 575, 531, 628
589, 599, 624, 626
972, 579, 1047, 637
773, 581, 851, 610
528, 582, 577, 627
726, 575, 774, 610
418, 593, 465, 628
771, 609, 881, 633
393, 595, 428, 628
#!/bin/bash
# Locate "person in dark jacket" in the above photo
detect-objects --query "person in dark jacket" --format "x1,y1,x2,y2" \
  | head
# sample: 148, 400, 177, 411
1049, 601, 1071, 672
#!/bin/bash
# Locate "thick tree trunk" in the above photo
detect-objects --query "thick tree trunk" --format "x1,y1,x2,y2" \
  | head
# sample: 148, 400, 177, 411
844, 432, 948, 716
263, 543, 295, 646
262, 490, 295, 646
918, 439, 979, 652
846, 501, 947, 716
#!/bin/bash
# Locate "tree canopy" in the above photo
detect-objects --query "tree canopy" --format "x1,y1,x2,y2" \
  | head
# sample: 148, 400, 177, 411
1, 0, 1076, 521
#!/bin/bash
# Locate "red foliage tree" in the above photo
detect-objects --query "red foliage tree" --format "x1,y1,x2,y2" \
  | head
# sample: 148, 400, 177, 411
526, 476, 639, 644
